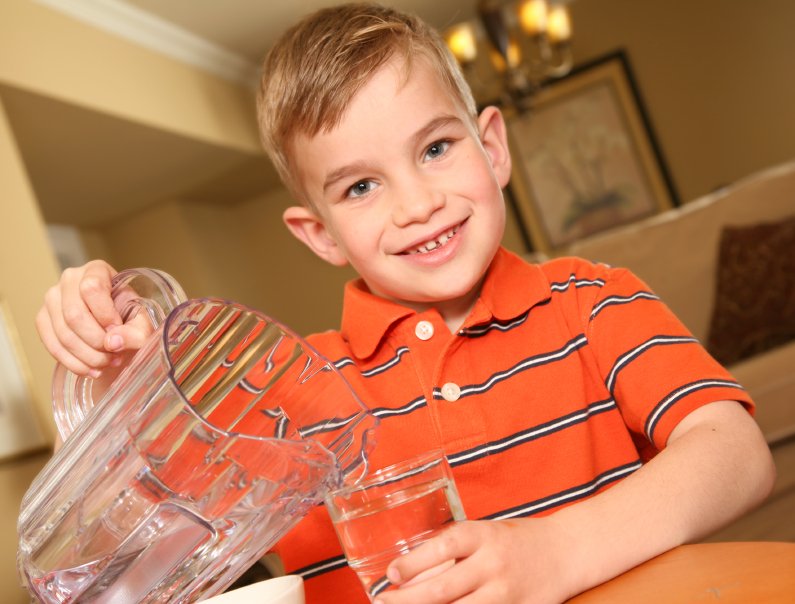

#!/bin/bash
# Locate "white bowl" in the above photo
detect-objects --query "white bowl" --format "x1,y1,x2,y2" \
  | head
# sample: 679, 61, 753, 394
202, 576, 304, 604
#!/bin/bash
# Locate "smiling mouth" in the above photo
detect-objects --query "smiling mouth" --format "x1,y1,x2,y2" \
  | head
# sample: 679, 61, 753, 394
401, 224, 460, 255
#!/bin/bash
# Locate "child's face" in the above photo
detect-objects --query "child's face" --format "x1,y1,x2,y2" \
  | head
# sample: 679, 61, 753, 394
284, 55, 512, 313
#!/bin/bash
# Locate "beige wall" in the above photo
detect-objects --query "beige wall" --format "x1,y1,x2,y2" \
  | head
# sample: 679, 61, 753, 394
0, 0, 260, 154
569, 0, 795, 202
0, 97, 56, 603
0, 99, 59, 439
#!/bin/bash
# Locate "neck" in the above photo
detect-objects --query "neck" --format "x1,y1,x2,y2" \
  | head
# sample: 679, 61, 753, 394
395, 281, 482, 334
361, 276, 486, 334
434, 293, 480, 333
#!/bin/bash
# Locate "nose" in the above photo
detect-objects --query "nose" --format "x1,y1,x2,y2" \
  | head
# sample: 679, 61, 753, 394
391, 184, 445, 227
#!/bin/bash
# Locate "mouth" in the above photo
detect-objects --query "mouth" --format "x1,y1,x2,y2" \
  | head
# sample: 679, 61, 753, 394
400, 223, 461, 255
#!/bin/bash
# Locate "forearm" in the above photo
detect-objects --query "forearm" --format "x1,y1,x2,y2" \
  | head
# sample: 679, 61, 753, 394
551, 400, 776, 597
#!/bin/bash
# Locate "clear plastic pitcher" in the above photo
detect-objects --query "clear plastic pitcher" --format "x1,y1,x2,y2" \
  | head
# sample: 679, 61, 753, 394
17, 269, 377, 603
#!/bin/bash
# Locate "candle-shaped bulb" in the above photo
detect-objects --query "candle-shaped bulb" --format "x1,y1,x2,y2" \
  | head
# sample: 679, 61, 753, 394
547, 5, 572, 43
446, 23, 478, 64
519, 0, 548, 35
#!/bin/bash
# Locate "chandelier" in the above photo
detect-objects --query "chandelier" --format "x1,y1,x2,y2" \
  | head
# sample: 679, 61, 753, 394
445, 0, 574, 110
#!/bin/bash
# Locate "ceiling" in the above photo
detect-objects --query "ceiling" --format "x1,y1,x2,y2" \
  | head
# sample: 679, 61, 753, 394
5, 1, 478, 228
122, 0, 476, 63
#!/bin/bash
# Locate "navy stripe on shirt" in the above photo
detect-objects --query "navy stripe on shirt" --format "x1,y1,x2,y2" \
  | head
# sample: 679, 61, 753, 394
293, 555, 348, 580
482, 460, 642, 520
448, 398, 616, 466
606, 335, 699, 395
433, 334, 588, 401
645, 378, 745, 442
589, 290, 660, 320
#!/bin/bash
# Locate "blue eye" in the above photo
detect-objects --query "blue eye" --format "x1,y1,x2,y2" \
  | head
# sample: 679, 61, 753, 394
424, 140, 450, 161
347, 180, 377, 198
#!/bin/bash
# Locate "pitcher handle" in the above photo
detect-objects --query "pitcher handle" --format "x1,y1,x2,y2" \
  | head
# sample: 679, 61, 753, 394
51, 267, 187, 442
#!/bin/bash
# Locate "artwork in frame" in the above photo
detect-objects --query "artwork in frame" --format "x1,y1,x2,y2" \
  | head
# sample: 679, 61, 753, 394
505, 50, 678, 254
0, 300, 47, 460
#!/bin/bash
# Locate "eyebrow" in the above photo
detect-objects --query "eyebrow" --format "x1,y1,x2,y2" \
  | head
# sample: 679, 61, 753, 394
323, 160, 373, 195
322, 114, 463, 194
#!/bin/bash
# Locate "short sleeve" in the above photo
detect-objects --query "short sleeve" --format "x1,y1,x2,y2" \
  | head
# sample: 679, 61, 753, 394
583, 265, 754, 456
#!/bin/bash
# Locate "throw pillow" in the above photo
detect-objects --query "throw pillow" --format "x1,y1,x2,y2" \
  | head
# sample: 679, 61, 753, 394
706, 214, 795, 365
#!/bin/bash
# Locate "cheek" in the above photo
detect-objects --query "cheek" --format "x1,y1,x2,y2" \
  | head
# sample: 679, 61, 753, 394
329, 218, 378, 258
466, 163, 506, 210
472, 171, 508, 234
459, 151, 502, 193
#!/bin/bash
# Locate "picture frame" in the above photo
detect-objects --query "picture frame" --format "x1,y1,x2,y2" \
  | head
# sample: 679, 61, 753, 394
0, 300, 47, 460
505, 50, 678, 254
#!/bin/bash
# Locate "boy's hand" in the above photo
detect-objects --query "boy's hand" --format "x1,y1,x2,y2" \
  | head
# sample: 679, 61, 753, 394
36, 260, 151, 377
375, 518, 577, 604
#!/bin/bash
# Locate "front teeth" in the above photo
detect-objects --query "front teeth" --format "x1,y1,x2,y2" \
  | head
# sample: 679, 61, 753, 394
408, 226, 458, 255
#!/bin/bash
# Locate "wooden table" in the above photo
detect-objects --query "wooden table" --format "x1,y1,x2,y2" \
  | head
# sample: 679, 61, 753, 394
568, 542, 795, 603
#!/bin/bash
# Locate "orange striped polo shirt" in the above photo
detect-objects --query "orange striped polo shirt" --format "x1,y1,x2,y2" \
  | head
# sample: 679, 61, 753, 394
272, 247, 753, 603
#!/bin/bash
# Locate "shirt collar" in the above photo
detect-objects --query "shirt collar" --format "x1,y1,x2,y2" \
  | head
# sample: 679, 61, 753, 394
340, 247, 551, 359
473, 246, 552, 323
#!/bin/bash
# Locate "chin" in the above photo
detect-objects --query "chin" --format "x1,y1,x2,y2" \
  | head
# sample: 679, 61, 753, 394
429, 281, 483, 304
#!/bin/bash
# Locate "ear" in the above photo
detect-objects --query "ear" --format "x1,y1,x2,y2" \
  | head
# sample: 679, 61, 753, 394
282, 206, 349, 267
477, 106, 512, 189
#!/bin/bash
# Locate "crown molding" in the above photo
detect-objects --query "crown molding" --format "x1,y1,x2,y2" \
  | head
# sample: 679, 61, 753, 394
34, 0, 259, 86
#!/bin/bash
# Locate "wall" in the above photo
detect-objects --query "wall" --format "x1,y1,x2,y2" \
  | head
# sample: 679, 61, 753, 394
0, 97, 57, 603
0, 100, 59, 439
569, 0, 795, 202
0, 0, 260, 154
99, 199, 220, 297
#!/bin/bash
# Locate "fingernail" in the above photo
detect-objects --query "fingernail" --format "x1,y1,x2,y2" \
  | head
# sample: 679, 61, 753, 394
110, 355, 123, 367
386, 567, 401, 584
89, 369, 102, 379
106, 334, 123, 351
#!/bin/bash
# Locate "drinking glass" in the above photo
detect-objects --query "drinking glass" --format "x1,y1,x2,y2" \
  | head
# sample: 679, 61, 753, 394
325, 450, 466, 600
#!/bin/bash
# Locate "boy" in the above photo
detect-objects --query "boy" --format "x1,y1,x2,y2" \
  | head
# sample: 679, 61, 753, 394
37, 3, 775, 603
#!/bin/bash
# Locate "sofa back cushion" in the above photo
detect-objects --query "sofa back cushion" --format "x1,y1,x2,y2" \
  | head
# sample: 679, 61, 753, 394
706, 215, 795, 364
560, 161, 795, 342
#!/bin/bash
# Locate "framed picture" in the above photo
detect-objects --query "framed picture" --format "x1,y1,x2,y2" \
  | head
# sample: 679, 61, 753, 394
506, 50, 678, 253
0, 300, 47, 460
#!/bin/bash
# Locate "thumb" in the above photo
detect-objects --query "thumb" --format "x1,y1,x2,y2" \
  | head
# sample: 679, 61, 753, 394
104, 314, 155, 352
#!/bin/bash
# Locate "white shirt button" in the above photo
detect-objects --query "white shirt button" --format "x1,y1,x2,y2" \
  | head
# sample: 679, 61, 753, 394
415, 320, 434, 341
441, 382, 461, 402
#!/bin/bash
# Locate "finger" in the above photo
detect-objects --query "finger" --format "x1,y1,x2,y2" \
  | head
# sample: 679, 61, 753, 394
402, 559, 455, 587
377, 557, 477, 604
77, 261, 122, 330
433, 556, 517, 604
388, 523, 472, 586
40, 289, 113, 371
56, 271, 115, 352
105, 314, 155, 352
36, 307, 103, 377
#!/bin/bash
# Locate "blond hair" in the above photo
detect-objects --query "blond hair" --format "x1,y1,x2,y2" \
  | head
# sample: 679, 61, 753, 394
256, 2, 478, 202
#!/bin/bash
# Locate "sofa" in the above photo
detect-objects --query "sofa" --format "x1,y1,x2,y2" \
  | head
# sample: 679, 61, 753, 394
536, 160, 795, 540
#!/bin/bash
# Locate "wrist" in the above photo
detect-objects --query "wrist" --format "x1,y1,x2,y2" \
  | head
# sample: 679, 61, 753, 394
542, 511, 600, 600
